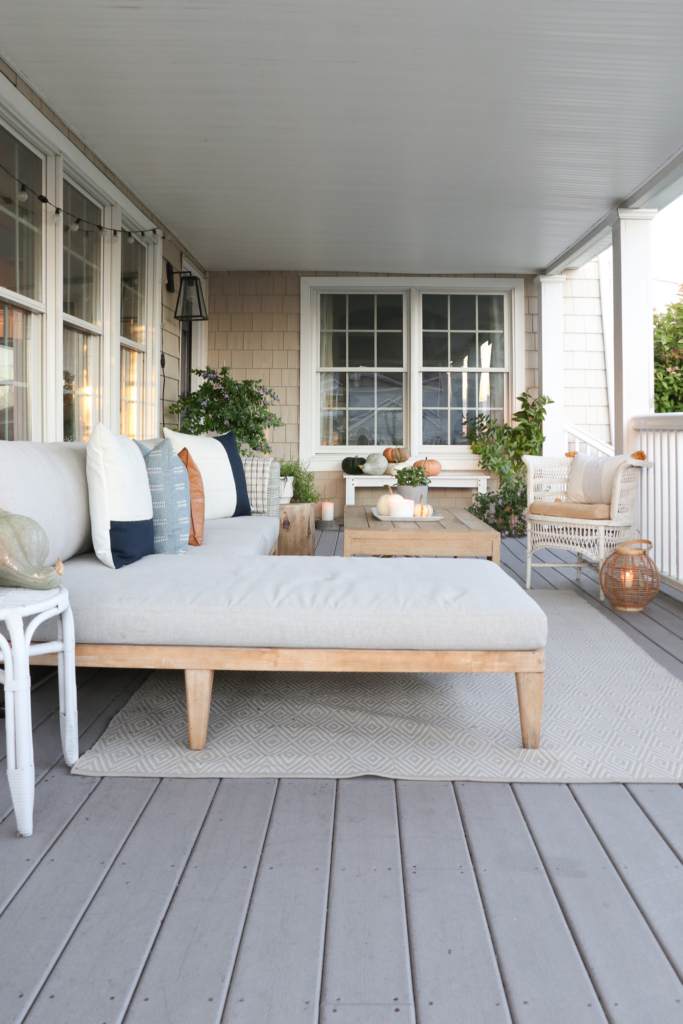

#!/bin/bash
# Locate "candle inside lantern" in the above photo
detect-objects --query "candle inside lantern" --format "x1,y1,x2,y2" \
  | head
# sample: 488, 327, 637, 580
621, 567, 635, 589
321, 501, 334, 522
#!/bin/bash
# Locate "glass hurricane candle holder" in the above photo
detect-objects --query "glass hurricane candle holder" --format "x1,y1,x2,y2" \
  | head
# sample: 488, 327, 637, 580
599, 540, 659, 611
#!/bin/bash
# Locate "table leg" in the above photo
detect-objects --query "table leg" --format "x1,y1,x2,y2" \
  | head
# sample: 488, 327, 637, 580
515, 671, 544, 749
5, 614, 35, 836
58, 605, 79, 766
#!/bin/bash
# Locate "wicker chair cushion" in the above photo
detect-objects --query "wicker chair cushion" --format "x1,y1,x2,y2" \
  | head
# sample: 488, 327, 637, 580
528, 501, 611, 520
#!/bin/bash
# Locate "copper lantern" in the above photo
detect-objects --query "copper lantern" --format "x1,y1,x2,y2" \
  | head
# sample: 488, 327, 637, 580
599, 540, 659, 611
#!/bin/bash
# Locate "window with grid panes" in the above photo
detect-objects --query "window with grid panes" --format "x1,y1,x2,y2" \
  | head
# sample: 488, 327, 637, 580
319, 294, 404, 447
421, 294, 506, 446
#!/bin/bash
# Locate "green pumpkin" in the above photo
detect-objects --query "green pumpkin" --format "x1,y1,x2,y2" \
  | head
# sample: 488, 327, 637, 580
341, 456, 367, 474
0, 510, 63, 590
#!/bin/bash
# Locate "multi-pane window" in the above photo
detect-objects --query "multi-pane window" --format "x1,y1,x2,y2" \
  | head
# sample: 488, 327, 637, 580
0, 304, 30, 440
63, 328, 98, 442
422, 294, 506, 446
62, 182, 102, 441
120, 346, 143, 439
120, 236, 147, 437
319, 294, 404, 446
63, 181, 101, 324
0, 126, 42, 301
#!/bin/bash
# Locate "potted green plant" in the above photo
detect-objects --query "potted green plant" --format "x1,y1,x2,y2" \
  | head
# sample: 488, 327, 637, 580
396, 463, 431, 504
167, 366, 283, 453
277, 458, 324, 556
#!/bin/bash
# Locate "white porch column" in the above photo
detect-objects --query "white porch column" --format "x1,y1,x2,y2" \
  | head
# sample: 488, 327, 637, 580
534, 274, 566, 455
612, 208, 657, 455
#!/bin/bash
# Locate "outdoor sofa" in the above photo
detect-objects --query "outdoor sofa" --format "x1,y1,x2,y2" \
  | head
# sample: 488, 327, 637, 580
0, 440, 548, 751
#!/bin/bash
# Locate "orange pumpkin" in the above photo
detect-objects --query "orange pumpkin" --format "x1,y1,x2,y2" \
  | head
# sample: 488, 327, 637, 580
383, 446, 410, 464
630, 450, 647, 461
415, 458, 441, 476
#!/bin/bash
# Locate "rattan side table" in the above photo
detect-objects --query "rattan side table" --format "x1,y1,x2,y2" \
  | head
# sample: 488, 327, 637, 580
0, 586, 78, 836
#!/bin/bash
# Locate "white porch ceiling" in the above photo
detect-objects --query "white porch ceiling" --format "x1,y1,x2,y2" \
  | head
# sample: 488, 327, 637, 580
2, 0, 683, 273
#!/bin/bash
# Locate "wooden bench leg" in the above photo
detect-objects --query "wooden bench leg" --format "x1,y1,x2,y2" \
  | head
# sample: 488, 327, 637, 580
185, 669, 214, 750
515, 672, 544, 749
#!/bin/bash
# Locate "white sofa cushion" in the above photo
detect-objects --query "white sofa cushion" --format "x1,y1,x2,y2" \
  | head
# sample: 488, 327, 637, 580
203, 516, 279, 555
163, 428, 236, 520
87, 423, 154, 569
56, 555, 546, 650
0, 440, 91, 564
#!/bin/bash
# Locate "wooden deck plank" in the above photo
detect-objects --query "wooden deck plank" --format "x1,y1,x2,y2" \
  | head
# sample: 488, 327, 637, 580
0, 769, 100, 916
0, 777, 158, 1024
0, 667, 98, 762
626, 784, 683, 862
125, 779, 277, 1024
315, 528, 339, 557
571, 784, 683, 984
25, 778, 218, 1024
396, 781, 510, 1024
499, 538, 558, 591
455, 782, 605, 1024
320, 778, 414, 1023
222, 779, 336, 1024
514, 783, 683, 1023
0, 669, 150, 825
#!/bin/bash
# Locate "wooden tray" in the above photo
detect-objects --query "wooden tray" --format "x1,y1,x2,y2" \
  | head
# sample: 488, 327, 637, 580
371, 507, 444, 522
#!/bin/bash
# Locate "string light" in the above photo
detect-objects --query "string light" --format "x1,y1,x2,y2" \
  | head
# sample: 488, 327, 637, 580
0, 158, 164, 241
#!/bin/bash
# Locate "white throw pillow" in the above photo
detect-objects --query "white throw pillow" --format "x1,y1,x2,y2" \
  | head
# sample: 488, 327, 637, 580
163, 428, 237, 520
86, 423, 154, 569
566, 452, 628, 505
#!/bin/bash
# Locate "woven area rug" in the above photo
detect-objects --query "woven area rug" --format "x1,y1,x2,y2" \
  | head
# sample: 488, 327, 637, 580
72, 591, 683, 783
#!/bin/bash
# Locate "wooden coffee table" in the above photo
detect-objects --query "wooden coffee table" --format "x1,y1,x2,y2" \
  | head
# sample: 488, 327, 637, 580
343, 505, 501, 561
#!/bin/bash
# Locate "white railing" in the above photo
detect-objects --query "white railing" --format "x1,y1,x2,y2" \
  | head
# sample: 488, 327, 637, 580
563, 420, 615, 459
633, 413, 683, 588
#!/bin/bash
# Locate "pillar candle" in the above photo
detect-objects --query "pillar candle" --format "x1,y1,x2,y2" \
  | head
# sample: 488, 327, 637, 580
321, 501, 334, 521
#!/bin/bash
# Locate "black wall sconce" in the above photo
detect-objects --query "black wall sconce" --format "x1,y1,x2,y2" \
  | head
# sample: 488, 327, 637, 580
165, 261, 209, 321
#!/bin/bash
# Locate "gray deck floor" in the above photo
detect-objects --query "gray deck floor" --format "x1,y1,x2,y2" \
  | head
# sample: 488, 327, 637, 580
1, 535, 683, 1023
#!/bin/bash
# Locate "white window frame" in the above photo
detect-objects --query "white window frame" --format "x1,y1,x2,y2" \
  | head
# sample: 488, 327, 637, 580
300, 276, 525, 471
118, 228, 161, 439
0, 72, 163, 440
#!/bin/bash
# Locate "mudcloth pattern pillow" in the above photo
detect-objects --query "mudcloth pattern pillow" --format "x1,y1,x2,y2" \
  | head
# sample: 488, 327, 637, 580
86, 423, 154, 569
135, 439, 190, 554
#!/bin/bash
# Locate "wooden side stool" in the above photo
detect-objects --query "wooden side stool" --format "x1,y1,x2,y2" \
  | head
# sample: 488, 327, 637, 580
0, 586, 78, 837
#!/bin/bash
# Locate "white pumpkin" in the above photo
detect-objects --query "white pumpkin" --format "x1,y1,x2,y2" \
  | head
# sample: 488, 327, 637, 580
413, 503, 434, 518
385, 460, 410, 477
376, 487, 395, 516
362, 453, 389, 475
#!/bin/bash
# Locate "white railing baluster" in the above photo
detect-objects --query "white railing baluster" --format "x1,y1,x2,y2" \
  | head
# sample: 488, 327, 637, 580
633, 414, 683, 591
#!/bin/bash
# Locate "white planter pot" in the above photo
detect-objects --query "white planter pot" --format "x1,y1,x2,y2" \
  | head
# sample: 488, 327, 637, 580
279, 476, 294, 504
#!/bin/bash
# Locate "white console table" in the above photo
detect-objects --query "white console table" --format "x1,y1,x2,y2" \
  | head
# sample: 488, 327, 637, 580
343, 471, 489, 506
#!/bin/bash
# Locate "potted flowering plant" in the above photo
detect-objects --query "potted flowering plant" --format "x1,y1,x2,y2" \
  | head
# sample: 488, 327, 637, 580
395, 463, 431, 504
167, 366, 283, 455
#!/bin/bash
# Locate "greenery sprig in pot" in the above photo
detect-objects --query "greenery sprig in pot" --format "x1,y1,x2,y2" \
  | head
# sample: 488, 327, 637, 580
167, 366, 283, 455
395, 463, 431, 505
466, 390, 552, 538
278, 457, 323, 504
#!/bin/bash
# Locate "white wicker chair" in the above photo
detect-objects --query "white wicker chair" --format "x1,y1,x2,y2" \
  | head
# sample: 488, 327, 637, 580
522, 454, 650, 599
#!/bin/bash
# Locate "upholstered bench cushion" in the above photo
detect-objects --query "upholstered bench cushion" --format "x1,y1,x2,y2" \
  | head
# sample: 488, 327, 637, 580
528, 501, 611, 520
52, 555, 547, 651
202, 515, 279, 554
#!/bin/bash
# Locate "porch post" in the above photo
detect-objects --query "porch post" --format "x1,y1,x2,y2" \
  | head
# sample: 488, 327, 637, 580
535, 275, 566, 455
612, 209, 657, 455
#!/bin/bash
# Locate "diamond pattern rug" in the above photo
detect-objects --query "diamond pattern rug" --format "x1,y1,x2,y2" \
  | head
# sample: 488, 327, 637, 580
72, 591, 683, 782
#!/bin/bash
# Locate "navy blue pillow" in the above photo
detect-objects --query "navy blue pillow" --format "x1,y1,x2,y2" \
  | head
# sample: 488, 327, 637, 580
109, 520, 155, 569
215, 432, 251, 517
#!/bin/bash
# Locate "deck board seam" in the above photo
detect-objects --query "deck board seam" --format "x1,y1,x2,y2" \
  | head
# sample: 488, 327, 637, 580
510, 782, 645, 1024
119, 778, 222, 1023
450, 783, 515, 1024
568, 784, 683, 989
13, 779, 161, 1024
317, 779, 339, 1022
0, 775, 105, 918
390, 779, 418, 1019
624, 785, 683, 869
219, 778, 281, 1022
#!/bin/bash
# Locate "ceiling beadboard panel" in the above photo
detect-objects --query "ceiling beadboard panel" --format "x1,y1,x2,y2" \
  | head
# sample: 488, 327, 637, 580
2, 0, 683, 272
